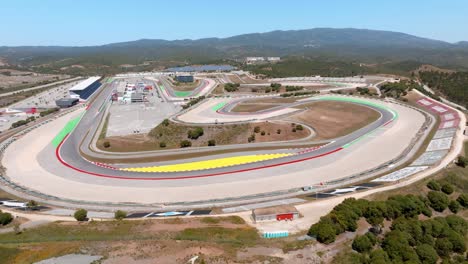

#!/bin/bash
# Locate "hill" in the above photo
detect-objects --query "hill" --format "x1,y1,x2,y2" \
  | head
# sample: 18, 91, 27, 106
1, 28, 468, 72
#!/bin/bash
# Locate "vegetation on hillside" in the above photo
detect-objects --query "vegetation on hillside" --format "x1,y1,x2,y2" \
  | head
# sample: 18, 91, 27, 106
419, 71, 468, 108
313, 166, 468, 264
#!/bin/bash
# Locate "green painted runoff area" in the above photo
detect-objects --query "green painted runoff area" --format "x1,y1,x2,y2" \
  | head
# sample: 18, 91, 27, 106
211, 102, 227, 111
51, 113, 84, 147
174, 91, 192, 97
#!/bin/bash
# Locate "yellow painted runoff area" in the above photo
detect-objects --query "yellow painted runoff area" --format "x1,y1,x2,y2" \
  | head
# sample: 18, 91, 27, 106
121, 153, 292, 173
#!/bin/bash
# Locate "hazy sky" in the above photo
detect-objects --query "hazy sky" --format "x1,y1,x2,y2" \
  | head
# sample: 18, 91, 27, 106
1, 0, 467, 46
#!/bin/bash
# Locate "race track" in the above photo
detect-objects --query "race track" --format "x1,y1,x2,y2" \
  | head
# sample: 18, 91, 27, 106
2, 77, 432, 205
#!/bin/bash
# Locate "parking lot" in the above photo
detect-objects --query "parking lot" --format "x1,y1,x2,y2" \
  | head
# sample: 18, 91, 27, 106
106, 78, 181, 136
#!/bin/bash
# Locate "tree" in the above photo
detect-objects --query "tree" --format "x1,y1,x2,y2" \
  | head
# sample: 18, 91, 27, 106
26, 200, 38, 210
114, 210, 127, 220
295, 124, 304, 131
0, 211, 13, 225
456, 193, 468, 208
448, 200, 460, 213
180, 140, 192, 148
162, 119, 170, 126
208, 139, 216, 146
276, 129, 281, 134
445, 230, 466, 253
435, 238, 453, 257
159, 142, 166, 148
316, 223, 336, 244
103, 141, 111, 148
445, 215, 467, 235
364, 202, 385, 227
253, 126, 261, 133
455, 156, 467, 168
426, 180, 441, 191
74, 209, 88, 221
415, 244, 438, 264
427, 191, 449, 212
441, 183, 454, 194
352, 234, 373, 253
369, 249, 391, 264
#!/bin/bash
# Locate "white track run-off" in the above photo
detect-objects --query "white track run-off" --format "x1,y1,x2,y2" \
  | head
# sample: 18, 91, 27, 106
3, 98, 426, 204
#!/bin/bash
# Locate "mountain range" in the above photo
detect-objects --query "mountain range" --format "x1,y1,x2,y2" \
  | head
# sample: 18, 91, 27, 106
1, 28, 468, 69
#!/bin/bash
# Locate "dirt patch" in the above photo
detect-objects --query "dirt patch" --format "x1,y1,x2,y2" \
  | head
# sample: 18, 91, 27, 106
0, 69, 66, 90
226, 74, 243, 84
212, 84, 224, 94
97, 121, 310, 152
289, 101, 380, 140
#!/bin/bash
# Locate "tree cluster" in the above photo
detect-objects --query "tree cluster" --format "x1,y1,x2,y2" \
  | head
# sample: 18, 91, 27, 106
224, 83, 240, 92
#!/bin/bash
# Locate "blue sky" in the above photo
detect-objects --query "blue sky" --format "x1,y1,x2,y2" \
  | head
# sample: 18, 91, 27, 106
1, 0, 467, 46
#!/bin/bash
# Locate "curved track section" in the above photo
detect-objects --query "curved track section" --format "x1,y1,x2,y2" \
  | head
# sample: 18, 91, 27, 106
2, 78, 429, 204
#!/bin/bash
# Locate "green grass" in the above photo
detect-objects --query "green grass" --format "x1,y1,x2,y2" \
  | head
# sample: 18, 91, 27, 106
0, 246, 21, 263
175, 227, 259, 246
51, 113, 84, 147
0, 221, 150, 244
99, 114, 110, 140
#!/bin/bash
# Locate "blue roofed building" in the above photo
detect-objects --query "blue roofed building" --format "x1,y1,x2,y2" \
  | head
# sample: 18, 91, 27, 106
69, 76, 102, 100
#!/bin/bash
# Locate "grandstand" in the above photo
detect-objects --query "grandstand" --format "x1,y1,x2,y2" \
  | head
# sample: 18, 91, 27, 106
69, 76, 102, 100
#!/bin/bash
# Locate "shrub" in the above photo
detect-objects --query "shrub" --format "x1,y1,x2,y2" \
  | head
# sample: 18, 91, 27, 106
276, 129, 281, 134
114, 210, 127, 220
248, 134, 255, 143
260, 131, 265, 136
455, 156, 467, 168
0, 211, 13, 225
187, 127, 204, 139
456, 193, 468, 207
180, 140, 192, 148
426, 180, 440, 191
415, 244, 438, 264
103, 141, 111, 148
74, 209, 88, 221
208, 139, 216, 146
448, 200, 460, 213
441, 183, 454, 194
292, 128, 296, 132
435, 238, 453, 257
159, 142, 166, 148
352, 234, 373, 253
253, 126, 261, 133
162, 119, 170, 126
295, 124, 304, 131
26, 200, 38, 210
40, 107, 59, 117
427, 191, 449, 212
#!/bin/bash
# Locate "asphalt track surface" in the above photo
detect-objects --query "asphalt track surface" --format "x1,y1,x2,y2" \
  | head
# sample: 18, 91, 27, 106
157, 76, 214, 100
55, 79, 397, 180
